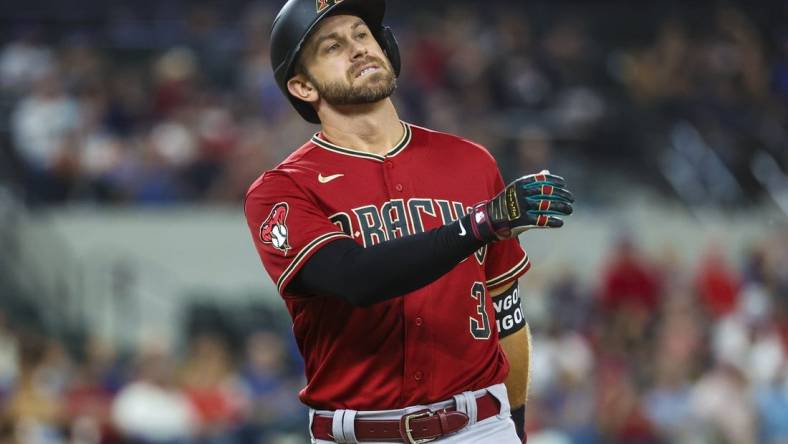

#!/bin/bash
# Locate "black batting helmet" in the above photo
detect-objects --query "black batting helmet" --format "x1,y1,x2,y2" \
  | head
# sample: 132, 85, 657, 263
270, 0, 401, 123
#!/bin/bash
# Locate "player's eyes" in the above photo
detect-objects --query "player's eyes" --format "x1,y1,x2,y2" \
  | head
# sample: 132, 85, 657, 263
325, 42, 340, 53
357, 32, 368, 39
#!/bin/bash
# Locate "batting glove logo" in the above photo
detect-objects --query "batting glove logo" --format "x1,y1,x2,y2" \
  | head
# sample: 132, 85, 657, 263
259, 203, 292, 255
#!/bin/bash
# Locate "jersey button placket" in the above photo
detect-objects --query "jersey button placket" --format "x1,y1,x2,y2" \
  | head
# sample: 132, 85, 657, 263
386, 155, 421, 390
382, 158, 394, 195
382, 157, 406, 195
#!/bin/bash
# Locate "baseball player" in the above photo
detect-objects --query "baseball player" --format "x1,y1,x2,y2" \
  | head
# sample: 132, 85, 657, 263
244, 0, 574, 442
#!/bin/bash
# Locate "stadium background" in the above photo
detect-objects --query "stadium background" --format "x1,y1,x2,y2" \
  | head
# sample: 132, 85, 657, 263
0, 0, 786, 443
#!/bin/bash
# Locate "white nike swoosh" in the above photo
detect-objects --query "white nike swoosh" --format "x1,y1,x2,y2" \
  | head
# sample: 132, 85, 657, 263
458, 219, 467, 236
318, 173, 344, 184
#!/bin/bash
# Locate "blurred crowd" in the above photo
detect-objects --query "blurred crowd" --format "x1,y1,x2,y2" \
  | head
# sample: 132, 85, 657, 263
0, 308, 309, 444
0, 223, 785, 444
0, 0, 786, 205
525, 225, 788, 444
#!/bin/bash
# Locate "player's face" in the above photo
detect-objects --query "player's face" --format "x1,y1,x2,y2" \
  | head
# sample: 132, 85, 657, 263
299, 15, 396, 106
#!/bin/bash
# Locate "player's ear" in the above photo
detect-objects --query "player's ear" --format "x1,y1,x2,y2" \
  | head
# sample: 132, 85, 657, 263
287, 74, 319, 104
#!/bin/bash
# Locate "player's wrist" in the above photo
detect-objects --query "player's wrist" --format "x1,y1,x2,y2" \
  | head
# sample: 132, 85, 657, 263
468, 203, 500, 242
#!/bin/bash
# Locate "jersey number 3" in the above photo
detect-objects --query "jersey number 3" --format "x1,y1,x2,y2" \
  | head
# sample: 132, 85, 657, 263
469, 282, 492, 339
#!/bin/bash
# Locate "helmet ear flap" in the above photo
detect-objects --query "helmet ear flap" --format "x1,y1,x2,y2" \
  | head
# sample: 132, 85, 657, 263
379, 26, 401, 77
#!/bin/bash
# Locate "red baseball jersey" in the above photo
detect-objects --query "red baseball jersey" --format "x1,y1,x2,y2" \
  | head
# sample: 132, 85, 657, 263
244, 122, 530, 410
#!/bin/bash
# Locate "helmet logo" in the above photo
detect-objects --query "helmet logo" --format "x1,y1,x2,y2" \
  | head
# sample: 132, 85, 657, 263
316, 0, 344, 13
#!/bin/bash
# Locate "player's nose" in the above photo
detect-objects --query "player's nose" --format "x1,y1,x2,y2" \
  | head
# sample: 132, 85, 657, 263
349, 41, 368, 61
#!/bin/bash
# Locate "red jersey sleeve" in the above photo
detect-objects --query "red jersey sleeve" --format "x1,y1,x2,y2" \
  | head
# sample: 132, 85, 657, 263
484, 170, 531, 289
244, 172, 351, 297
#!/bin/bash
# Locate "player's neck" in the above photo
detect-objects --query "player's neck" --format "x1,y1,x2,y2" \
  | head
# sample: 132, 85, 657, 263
318, 99, 403, 156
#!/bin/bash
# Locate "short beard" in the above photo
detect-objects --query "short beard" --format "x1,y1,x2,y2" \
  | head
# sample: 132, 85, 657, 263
306, 66, 397, 106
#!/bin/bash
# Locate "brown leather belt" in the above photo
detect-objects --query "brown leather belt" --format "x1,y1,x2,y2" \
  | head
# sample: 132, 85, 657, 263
311, 392, 500, 443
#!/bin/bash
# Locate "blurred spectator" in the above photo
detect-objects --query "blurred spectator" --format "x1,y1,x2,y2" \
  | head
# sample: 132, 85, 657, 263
236, 331, 305, 443
205, 121, 276, 201
2, 332, 65, 444
152, 48, 197, 119
694, 243, 741, 319
0, 31, 54, 94
112, 342, 197, 444
59, 37, 104, 95
595, 362, 658, 444
622, 19, 692, 106
545, 271, 590, 333
11, 68, 82, 202
64, 337, 124, 444
104, 68, 149, 137
690, 362, 757, 444
178, 332, 243, 443
754, 366, 788, 444
598, 236, 661, 315
529, 331, 597, 444
642, 293, 701, 443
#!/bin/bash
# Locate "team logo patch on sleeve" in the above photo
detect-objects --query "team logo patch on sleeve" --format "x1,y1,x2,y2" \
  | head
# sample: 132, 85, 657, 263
259, 203, 292, 255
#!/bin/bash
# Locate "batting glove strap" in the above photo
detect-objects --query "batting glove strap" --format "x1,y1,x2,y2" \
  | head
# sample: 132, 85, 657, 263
469, 203, 498, 242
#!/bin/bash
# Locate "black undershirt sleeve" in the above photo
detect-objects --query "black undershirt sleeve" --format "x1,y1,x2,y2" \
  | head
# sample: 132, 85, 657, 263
288, 214, 486, 307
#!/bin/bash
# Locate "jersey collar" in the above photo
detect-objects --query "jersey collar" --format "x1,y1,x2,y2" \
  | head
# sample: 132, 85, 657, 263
311, 122, 412, 162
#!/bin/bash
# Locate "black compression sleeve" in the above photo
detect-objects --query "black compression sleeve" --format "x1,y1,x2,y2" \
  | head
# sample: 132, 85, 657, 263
288, 214, 486, 307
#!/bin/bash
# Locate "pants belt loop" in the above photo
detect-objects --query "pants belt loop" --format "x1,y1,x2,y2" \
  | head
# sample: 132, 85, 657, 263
452, 393, 467, 418
492, 384, 511, 418
309, 409, 317, 443
332, 409, 347, 443
453, 391, 478, 425
342, 409, 358, 443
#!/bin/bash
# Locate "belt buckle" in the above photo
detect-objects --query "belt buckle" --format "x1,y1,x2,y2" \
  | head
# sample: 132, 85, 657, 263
400, 409, 436, 444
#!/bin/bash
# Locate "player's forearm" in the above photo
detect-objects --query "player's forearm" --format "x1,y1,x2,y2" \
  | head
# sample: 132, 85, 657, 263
500, 323, 531, 443
500, 325, 531, 408
289, 214, 486, 307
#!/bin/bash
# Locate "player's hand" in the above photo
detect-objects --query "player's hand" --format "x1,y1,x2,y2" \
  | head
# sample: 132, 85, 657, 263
469, 170, 574, 241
